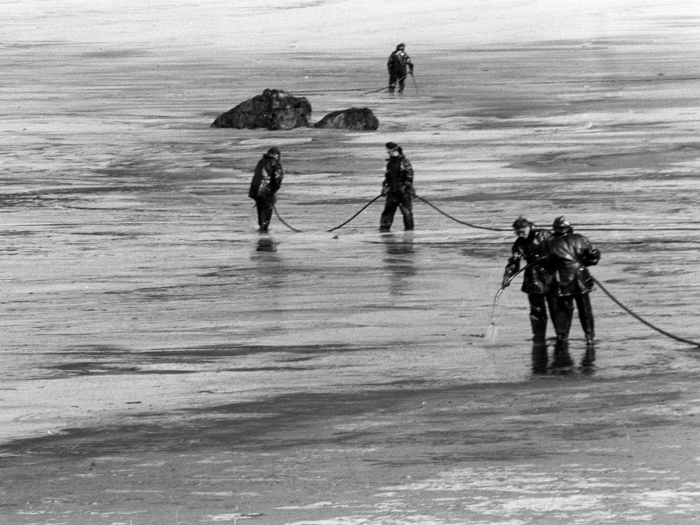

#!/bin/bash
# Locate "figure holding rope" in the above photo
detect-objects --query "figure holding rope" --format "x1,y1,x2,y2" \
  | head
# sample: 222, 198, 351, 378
549, 216, 601, 370
501, 217, 558, 374
249, 147, 284, 233
380, 142, 415, 232
387, 43, 414, 94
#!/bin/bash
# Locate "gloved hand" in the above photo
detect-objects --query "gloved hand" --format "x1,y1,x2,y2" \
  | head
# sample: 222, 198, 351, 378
381, 185, 388, 196
501, 278, 511, 288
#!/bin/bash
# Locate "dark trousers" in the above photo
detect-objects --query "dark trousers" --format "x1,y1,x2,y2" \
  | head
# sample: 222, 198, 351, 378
388, 72, 406, 93
552, 293, 596, 369
528, 293, 558, 342
555, 293, 595, 343
380, 193, 413, 231
254, 197, 273, 231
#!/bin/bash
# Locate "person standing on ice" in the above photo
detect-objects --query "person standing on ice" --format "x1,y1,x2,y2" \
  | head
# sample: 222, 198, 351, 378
380, 142, 414, 232
387, 43, 413, 93
548, 216, 601, 370
248, 147, 284, 232
501, 217, 557, 371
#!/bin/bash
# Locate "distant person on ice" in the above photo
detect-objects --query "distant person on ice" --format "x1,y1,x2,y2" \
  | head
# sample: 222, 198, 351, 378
501, 217, 557, 373
380, 142, 414, 232
387, 43, 414, 93
548, 216, 601, 370
249, 147, 284, 233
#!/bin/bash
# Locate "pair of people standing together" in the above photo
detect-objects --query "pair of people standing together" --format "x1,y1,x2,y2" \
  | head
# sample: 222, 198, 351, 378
249, 143, 415, 233
502, 216, 601, 372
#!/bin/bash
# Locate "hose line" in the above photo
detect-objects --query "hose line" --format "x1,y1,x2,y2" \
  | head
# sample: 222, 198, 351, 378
271, 195, 383, 234
327, 195, 382, 232
272, 204, 303, 233
415, 195, 511, 232
592, 277, 700, 347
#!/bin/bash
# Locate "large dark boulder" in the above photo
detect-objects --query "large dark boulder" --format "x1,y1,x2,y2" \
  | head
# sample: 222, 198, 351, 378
211, 89, 312, 130
313, 107, 379, 131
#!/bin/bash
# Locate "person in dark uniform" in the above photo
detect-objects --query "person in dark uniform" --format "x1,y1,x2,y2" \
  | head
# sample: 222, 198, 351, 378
501, 217, 557, 373
380, 142, 414, 232
387, 43, 414, 93
548, 216, 601, 370
248, 147, 284, 232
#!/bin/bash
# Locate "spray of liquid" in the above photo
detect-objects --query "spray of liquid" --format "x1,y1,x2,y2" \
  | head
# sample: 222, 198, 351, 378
485, 287, 504, 344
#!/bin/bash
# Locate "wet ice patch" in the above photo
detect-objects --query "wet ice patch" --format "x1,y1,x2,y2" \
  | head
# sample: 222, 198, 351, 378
635, 490, 700, 508
500, 494, 602, 512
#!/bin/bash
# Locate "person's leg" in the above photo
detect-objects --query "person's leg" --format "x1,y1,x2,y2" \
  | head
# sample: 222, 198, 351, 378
399, 199, 414, 230
258, 199, 273, 232
552, 295, 574, 368
575, 293, 595, 343
380, 199, 398, 231
528, 294, 548, 343
388, 72, 398, 92
576, 292, 596, 370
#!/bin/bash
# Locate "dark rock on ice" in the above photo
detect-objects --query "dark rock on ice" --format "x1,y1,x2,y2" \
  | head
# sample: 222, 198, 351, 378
314, 107, 379, 131
211, 89, 312, 130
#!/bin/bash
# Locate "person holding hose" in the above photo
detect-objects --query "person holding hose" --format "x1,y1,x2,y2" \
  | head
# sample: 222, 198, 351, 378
387, 43, 414, 94
501, 217, 557, 373
248, 147, 284, 233
380, 142, 415, 232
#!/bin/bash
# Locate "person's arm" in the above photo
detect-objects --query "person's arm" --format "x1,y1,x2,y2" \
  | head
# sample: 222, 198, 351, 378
502, 245, 523, 287
400, 158, 415, 197
580, 237, 601, 266
270, 163, 284, 192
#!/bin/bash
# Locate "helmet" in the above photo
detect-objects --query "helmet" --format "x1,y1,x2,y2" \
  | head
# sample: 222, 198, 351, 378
552, 216, 571, 233
512, 216, 533, 230
385, 142, 399, 150
396, 43, 405, 50
266, 147, 281, 157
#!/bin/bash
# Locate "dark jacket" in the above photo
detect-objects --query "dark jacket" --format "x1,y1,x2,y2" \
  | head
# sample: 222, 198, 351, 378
383, 155, 414, 196
249, 154, 284, 201
503, 229, 553, 294
387, 50, 414, 77
549, 231, 601, 296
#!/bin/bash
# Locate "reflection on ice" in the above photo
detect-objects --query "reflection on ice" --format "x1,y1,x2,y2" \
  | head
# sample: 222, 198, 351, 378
256, 236, 277, 252
381, 231, 417, 296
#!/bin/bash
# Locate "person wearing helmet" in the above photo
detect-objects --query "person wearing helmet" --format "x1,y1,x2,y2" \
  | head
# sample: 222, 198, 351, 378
501, 217, 557, 373
248, 147, 284, 232
380, 142, 415, 231
548, 216, 601, 370
387, 43, 414, 93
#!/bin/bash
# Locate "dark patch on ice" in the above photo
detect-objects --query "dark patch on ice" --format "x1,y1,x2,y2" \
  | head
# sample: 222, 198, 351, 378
80, 49, 147, 60
49, 362, 192, 377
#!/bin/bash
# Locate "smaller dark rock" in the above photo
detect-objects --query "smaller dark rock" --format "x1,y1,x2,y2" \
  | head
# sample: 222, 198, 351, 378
211, 89, 312, 130
314, 107, 379, 131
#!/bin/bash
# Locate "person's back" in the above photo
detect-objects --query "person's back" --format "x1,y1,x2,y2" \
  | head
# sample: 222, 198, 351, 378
549, 230, 600, 294
388, 49, 410, 75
